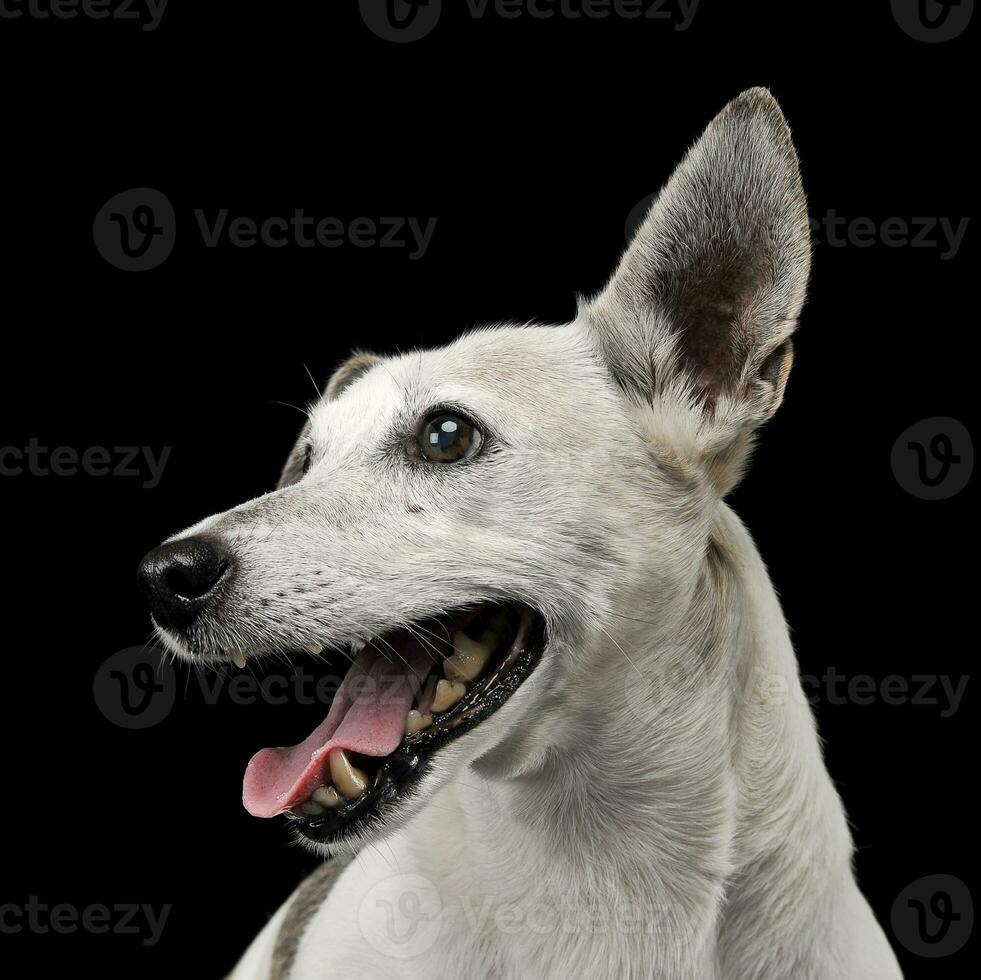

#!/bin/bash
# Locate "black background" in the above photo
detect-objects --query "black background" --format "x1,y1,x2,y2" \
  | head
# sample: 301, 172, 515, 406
0, 2, 975, 977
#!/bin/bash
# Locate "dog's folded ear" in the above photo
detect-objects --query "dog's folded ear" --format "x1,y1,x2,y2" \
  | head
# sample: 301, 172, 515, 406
277, 351, 382, 489
325, 350, 382, 401
583, 87, 810, 494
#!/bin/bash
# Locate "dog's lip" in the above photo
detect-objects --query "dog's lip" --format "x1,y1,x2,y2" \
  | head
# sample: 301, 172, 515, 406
291, 607, 547, 846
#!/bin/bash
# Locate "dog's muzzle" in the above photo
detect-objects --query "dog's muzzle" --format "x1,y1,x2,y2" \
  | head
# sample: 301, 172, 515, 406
137, 535, 548, 847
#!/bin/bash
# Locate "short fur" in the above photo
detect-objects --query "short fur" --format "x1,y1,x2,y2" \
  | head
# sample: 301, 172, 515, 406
161, 90, 902, 979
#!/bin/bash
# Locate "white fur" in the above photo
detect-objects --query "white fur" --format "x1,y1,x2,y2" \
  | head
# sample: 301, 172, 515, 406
160, 90, 902, 979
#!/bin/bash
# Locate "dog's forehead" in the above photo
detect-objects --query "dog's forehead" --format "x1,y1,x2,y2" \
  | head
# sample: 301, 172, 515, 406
404, 327, 580, 392
308, 325, 599, 442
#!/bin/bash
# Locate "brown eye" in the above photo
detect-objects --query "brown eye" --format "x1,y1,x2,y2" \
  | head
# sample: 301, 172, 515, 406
417, 412, 478, 463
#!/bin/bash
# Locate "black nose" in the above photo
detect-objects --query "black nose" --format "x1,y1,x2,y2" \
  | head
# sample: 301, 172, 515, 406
137, 536, 233, 631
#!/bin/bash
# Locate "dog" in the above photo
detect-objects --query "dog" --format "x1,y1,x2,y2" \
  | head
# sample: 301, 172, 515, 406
138, 89, 903, 979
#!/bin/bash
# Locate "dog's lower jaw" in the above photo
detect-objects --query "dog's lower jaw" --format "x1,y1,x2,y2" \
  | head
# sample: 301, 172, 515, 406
230, 507, 901, 980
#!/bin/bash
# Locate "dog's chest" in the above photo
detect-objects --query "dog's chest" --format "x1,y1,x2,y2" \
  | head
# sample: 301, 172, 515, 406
287, 837, 522, 980
284, 827, 692, 980
285, 804, 681, 980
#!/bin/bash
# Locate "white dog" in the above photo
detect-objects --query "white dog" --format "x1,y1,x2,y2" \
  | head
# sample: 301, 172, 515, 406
139, 89, 903, 979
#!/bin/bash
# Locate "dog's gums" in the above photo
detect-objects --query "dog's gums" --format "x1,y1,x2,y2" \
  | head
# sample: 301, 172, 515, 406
237, 604, 544, 845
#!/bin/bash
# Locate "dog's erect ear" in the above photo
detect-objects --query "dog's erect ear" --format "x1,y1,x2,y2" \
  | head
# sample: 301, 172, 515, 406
325, 350, 381, 401
584, 88, 810, 493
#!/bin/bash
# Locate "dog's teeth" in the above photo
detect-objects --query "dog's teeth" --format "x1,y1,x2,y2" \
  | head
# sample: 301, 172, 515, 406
405, 709, 433, 734
416, 675, 438, 711
432, 678, 467, 713
312, 786, 343, 809
230, 648, 246, 669
329, 748, 368, 800
299, 801, 325, 816
444, 631, 493, 683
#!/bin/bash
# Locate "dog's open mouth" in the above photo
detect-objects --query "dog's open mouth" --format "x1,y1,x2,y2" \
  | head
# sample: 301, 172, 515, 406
242, 603, 545, 844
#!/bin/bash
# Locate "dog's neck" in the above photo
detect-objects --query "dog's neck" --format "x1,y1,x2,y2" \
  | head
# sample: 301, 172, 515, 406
403, 505, 859, 978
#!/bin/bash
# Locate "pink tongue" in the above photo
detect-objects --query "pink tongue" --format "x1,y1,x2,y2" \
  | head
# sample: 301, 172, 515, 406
243, 639, 438, 818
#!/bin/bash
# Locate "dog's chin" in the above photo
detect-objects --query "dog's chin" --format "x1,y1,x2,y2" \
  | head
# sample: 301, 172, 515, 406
158, 601, 549, 852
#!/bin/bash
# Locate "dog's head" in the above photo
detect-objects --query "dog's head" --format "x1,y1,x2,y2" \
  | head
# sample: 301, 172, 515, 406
138, 89, 810, 852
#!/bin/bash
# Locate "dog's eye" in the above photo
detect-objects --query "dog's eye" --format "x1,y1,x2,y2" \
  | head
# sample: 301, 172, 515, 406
415, 412, 479, 463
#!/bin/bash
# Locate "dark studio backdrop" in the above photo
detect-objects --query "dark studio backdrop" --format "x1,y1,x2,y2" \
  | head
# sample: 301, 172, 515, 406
0, 2, 975, 977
